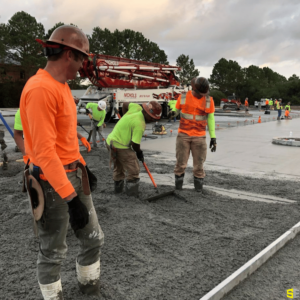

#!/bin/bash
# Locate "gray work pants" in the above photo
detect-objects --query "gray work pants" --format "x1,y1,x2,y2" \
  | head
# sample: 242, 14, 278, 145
174, 132, 207, 178
91, 120, 103, 147
37, 168, 104, 284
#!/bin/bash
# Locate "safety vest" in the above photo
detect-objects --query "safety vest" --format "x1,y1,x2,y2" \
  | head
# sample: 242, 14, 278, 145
179, 92, 212, 136
285, 105, 291, 111
245, 100, 248, 106
276, 102, 281, 109
265, 99, 269, 105
269, 100, 273, 106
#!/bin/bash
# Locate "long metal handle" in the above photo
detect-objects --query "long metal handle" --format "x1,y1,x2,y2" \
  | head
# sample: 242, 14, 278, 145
143, 162, 157, 188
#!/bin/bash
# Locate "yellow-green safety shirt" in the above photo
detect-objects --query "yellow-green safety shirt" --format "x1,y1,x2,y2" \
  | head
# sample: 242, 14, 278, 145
106, 103, 145, 149
86, 103, 106, 127
168, 100, 177, 112
14, 108, 23, 130
269, 100, 273, 106
285, 105, 291, 111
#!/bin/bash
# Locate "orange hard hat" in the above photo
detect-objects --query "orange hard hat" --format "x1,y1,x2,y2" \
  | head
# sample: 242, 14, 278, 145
142, 101, 162, 120
47, 25, 89, 56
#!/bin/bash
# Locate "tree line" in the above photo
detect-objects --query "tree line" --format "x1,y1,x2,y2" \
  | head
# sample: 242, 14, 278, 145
209, 58, 300, 106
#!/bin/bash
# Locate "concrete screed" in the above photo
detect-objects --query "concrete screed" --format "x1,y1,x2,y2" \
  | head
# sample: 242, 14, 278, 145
1, 109, 300, 300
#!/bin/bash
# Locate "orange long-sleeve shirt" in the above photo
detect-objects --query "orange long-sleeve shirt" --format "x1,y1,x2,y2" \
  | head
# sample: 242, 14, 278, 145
20, 69, 81, 198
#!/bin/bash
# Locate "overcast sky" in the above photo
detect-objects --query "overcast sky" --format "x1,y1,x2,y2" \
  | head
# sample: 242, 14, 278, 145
1, 0, 300, 79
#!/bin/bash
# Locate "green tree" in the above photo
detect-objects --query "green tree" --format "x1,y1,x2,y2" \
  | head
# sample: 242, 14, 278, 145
175, 54, 199, 86
89, 27, 168, 64
4, 11, 46, 78
209, 58, 243, 95
0, 24, 9, 60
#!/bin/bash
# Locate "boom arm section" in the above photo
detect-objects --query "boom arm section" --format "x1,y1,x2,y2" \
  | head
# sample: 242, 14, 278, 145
79, 54, 181, 89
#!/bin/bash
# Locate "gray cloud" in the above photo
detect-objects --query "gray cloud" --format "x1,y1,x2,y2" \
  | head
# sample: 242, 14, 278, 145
2, 0, 300, 78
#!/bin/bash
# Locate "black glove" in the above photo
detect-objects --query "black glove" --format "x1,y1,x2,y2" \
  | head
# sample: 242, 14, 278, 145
136, 150, 144, 162
67, 196, 89, 231
96, 126, 99, 130
86, 166, 97, 192
167, 111, 175, 119
85, 108, 90, 115
210, 138, 217, 152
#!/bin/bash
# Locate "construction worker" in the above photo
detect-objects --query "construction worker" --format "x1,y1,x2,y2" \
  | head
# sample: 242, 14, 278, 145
285, 102, 291, 111
275, 99, 278, 109
277, 99, 282, 120
285, 107, 291, 119
168, 98, 177, 122
85, 100, 107, 148
269, 99, 273, 109
168, 77, 216, 191
245, 98, 249, 107
106, 101, 161, 196
20, 25, 104, 299
265, 98, 269, 110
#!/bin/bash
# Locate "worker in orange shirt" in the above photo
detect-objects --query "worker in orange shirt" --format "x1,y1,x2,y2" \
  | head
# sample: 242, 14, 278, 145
20, 25, 104, 299
285, 107, 291, 119
245, 98, 249, 107
265, 99, 269, 110
168, 77, 216, 191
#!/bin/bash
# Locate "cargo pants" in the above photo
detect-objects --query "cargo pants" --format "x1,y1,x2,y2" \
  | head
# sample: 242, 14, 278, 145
112, 148, 140, 182
91, 120, 104, 147
37, 168, 104, 284
174, 132, 207, 178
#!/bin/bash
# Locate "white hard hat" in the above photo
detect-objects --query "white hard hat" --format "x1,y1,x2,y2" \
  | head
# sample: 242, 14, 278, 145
98, 100, 106, 110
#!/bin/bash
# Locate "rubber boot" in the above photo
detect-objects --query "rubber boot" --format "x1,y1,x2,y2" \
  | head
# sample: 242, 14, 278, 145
114, 180, 124, 193
175, 174, 184, 190
39, 279, 64, 300
77, 260, 101, 298
125, 178, 140, 197
194, 176, 203, 192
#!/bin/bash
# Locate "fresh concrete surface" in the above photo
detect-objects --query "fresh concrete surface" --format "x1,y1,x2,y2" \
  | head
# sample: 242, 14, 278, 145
141, 116, 300, 179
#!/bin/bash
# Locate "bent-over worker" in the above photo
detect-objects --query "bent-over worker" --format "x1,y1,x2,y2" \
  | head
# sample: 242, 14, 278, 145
86, 100, 107, 148
168, 77, 216, 191
106, 101, 161, 197
168, 99, 177, 122
20, 25, 104, 300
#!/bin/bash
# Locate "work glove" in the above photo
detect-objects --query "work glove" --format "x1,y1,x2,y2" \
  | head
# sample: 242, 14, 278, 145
167, 111, 175, 119
210, 138, 217, 152
136, 150, 144, 162
80, 137, 91, 152
85, 108, 90, 115
96, 126, 100, 131
67, 196, 89, 231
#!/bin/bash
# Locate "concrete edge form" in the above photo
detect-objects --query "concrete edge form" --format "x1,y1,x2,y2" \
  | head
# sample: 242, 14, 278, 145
272, 137, 300, 147
199, 221, 300, 300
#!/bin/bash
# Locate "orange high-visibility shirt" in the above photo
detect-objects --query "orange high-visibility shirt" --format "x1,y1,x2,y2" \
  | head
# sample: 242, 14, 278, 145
175, 90, 215, 137
20, 69, 82, 198
245, 100, 249, 106
265, 99, 269, 105
285, 110, 290, 117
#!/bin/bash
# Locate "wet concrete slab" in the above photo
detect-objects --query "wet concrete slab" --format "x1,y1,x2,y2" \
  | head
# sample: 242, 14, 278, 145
141, 117, 300, 179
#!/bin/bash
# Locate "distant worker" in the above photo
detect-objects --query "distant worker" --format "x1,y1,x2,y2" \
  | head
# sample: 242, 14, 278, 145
277, 99, 282, 120
86, 100, 107, 148
285, 107, 291, 119
285, 102, 291, 111
106, 101, 161, 196
13, 108, 28, 163
269, 99, 273, 109
20, 25, 104, 299
168, 98, 177, 122
265, 99, 269, 110
275, 99, 278, 109
168, 77, 216, 191
245, 98, 249, 107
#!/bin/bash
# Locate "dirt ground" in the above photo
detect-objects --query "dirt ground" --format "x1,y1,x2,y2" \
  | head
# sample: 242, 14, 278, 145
1, 147, 300, 300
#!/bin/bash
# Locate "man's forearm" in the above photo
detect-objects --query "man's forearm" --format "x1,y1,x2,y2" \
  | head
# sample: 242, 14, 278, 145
207, 113, 216, 138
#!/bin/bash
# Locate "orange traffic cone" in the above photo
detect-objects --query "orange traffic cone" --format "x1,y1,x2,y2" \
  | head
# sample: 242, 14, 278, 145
258, 116, 261, 123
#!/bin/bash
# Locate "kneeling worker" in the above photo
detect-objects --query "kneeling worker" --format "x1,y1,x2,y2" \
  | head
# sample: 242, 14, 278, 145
86, 100, 107, 148
168, 76, 216, 191
106, 101, 162, 196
